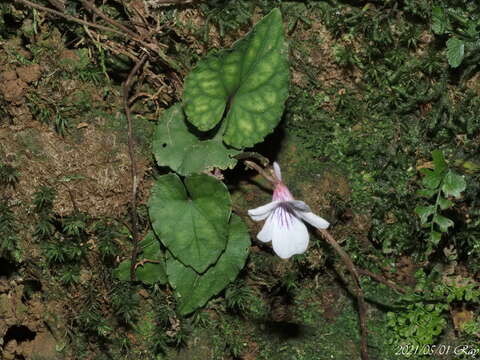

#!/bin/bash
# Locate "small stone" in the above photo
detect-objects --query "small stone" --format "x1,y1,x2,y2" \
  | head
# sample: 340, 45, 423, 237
0, 70, 18, 81
0, 79, 28, 104
16, 64, 42, 84
138, 288, 149, 298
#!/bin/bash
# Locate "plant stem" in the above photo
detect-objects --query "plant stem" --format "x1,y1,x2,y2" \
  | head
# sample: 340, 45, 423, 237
246, 161, 370, 359
123, 54, 148, 282
317, 229, 369, 360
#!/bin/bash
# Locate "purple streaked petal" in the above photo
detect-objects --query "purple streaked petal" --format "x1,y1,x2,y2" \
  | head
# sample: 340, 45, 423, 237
257, 214, 274, 243
295, 210, 330, 229
287, 200, 311, 212
248, 201, 280, 221
273, 205, 294, 229
272, 215, 309, 259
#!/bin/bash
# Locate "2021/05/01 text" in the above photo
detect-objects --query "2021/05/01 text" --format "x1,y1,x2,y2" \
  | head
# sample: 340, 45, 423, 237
394, 344, 479, 357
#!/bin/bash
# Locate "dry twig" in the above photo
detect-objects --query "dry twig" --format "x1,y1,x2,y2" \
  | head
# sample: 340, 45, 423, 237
123, 54, 148, 282
357, 267, 407, 294
244, 160, 276, 185
15, 0, 127, 36
79, 0, 138, 39
14, 0, 179, 72
316, 228, 369, 360
235, 152, 270, 167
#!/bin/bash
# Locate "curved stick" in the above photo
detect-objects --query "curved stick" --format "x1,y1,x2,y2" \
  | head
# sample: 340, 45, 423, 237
317, 229, 369, 360
123, 55, 148, 281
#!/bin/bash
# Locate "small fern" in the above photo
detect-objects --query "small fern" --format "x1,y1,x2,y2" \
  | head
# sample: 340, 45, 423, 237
415, 150, 466, 254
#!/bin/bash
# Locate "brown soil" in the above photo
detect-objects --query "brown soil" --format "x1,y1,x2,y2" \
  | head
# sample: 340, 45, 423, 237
290, 18, 362, 91
0, 279, 59, 360
0, 120, 148, 218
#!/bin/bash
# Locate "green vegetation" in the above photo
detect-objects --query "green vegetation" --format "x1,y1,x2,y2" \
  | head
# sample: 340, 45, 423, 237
0, 0, 479, 359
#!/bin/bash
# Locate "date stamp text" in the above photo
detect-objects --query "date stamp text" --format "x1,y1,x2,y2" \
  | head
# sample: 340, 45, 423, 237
394, 344, 479, 357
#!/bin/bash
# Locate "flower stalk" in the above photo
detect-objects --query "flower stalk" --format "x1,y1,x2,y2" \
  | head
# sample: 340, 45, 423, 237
245, 160, 370, 360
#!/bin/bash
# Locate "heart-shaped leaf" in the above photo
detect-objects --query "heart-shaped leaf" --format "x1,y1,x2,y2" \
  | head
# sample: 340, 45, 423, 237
152, 104, 239, 175
149, 173, 231, 273
166, 215, 250, 315
114, 231, 167, 285
183, 8, 289, 148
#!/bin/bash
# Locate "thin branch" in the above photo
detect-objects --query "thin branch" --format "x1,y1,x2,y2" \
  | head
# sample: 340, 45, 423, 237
79, 0, 139, 39
15, 0, 126, 37
357, 268, 407, 294
317, 229, 369, 360
234, 152, 270, 167
244, 160, 276, 185
149, 0, 196, 5
14, 0, 178, 71
123, 54, 148, 282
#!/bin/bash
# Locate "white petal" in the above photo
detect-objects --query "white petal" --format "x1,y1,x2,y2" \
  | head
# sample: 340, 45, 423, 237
272, 214, 309, 259
273, 162, 282, 181
287, 200, 311, 212
257, 214, 274, 243
248, 201, 279, 221
296, 211, 330, 229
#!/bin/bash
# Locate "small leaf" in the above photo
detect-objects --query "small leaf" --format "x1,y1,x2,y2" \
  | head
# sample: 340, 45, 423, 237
113, 231, 167, 285
434, 215, 454, 233
417, 188, 436, 198
415, 205, 435, 224
446, 37, 465, 68
166, 215, 250, 315
432, 7, 450, 35
430, 231, 442, 246
152, 104, 239, 175
137, 232, 167, 284
136, 261, 167, 285
459, 160, 480, 174
183, 8, 289, 148
113, 260, 131, 281
438, 197, 453, 210
114, 259, 167, 285
442, 170, 466, 198
149, 173, 231, 273
432, 150, 447, 174
421, 169, 442, 189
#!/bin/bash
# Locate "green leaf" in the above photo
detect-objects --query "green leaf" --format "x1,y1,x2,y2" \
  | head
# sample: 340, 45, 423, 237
416, 188, 436, 198
166, 215, 250, 315
442, 170, 466, 198
433, 215, 454, 233
149, 173, 231, 273
432, 150, 447, 174
415, 205, 435, 224
420, 169, 442, 189
429, 231, 442, 246
432, 7, 450, 35
152, 104, 239, 175
136, 232, 167, 285
114, 260, 131, 281
438, 197, 453, 210
183, 8, 289, 148
446, 37, 465, 68
113, 231, 167, 285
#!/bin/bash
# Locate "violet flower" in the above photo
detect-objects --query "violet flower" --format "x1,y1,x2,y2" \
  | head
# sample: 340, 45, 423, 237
248, 162, 329, 259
